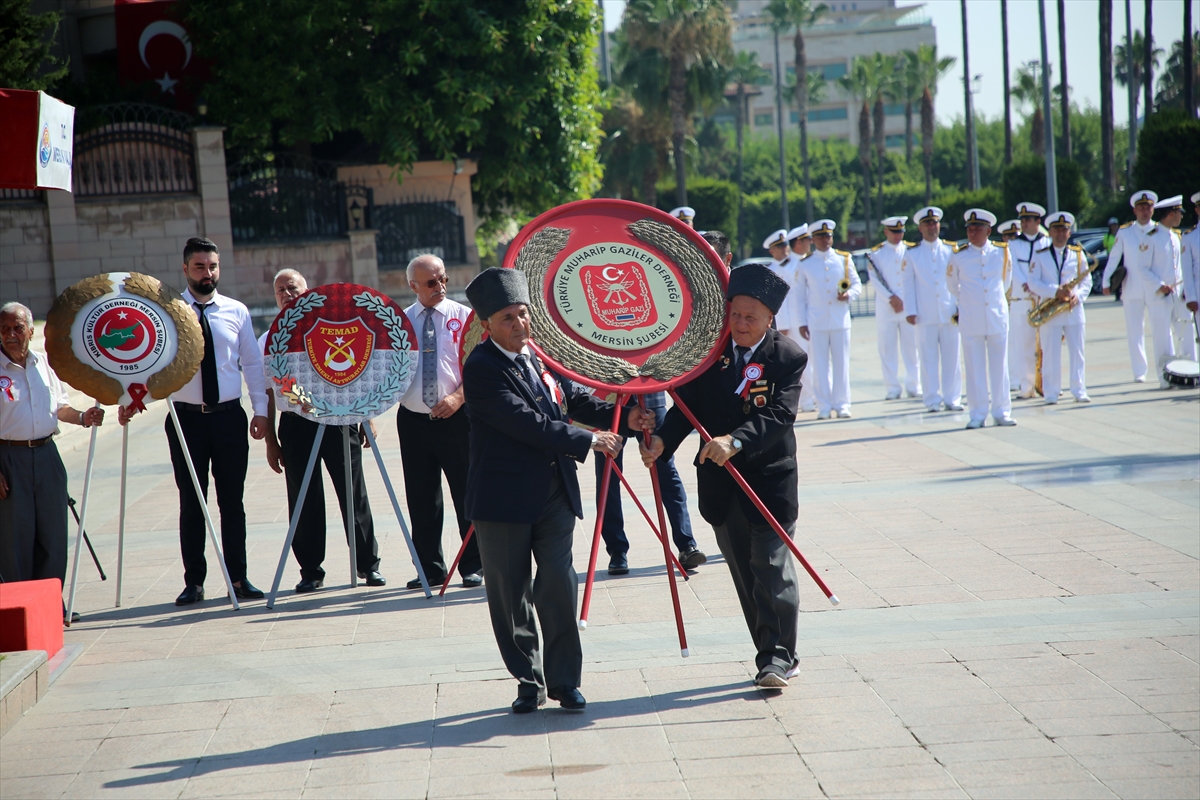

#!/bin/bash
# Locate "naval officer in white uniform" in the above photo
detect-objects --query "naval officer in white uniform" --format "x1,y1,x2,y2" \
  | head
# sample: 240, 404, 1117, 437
794, 220, 861, 419
948, 209, 1016, 429
903, 207, 962, 413
867, 216, 920, 400
785, 224, 815, 412
1027, 212, 1093, 404
1009, 202, 1051, 398
1183, 193, 1200, 322
1101, 190, 1179, 387
1154, 196, 1198, 363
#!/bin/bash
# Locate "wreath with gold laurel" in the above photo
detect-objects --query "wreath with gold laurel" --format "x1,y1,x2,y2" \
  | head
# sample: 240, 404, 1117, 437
44, 273, 204, 405
266, 290, 415, 420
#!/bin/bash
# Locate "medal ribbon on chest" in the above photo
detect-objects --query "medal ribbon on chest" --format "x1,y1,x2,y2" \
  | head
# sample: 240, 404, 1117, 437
735, 363, 764, 399
446, 317, 462, 343
0, 376, 13, 400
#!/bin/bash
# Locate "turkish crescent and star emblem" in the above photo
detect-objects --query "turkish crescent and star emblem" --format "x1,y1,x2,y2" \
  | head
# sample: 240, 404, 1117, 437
304, 317, 374, 387
581, 262, 657, 331
92, 305, 158, 364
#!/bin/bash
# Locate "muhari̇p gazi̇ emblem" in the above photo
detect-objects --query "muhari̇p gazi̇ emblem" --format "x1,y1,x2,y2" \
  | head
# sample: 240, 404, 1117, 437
581, 263, 657, 330
304, 317, 374, 387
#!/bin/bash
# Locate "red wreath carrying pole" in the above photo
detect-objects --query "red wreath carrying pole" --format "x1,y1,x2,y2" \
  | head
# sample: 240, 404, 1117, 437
577, 396, 625, 629
606, 460, 687, 580
439, 523, 475, 597
637, 395, 690, 656
666, 389, 839, 606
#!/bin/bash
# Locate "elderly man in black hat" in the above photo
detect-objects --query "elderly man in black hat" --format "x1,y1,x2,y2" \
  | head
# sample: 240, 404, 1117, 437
640, 265, 808, 690
461, 267, 654, 714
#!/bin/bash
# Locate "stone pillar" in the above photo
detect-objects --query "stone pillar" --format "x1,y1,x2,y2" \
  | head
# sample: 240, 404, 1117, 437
348, 230, 380, 289
46, 189, 83, 295
191, 126, 235, 282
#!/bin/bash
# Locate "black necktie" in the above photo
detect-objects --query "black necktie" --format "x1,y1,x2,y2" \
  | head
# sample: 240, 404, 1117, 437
516, 354, 555, 416
195, 302, 220, 406
734, 345, 750, 372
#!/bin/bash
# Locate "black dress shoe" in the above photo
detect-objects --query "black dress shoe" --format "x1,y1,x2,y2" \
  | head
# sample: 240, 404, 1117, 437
461, 573, 483, 588
233, 580, 265, 600
679, 547, 707, 570
295, 578, 324, 593
547, 686, 586, 711
511, 693, 546, 714
63, 611, 81, 625
357, 571, 386, 587
176, 585, 204, 606
406, 576, 436, 590
607, 553, 629, 575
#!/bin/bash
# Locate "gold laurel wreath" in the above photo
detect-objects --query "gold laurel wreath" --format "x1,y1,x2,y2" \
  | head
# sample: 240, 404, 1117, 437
458, 311, 487, 368
513, 219, 725, 386
44, 273, 204, 405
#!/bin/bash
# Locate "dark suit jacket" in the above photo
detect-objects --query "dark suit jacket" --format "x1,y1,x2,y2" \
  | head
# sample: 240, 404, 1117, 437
463, 338, 629, 524
657, 329, 806, 528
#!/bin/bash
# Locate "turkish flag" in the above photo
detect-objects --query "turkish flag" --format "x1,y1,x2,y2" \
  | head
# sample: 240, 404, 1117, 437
115, 0, 208, 109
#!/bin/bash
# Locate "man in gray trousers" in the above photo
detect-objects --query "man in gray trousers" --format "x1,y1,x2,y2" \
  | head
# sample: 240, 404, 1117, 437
460, 268, 652, 714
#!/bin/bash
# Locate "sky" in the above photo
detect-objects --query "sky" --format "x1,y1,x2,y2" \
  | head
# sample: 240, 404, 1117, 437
601, 0, 1195, 126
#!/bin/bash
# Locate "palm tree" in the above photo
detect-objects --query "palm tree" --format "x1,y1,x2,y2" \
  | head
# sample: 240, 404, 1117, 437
1012, 63, 1047, 157
765, 0, 826, 223
1155, 32, 1200, 107
905, 44, 955, 205
1056, 0, 1071, 159
599, 87, 672, 205
1116, 31, 1163, 129
623, 0, 733, 208
729, 50, 769, 257
1100, 0, 1114, 191
1144, 1, 1154, 117
869, 53, 897, 214
840, 56, 875, 230
1001, 0, 1013, 164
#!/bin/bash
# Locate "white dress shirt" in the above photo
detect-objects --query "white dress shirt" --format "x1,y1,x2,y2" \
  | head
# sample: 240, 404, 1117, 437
902, 238, 957, 326
1028, 244, 1092, 327
1182, 225, 1200, 304
0, 348, 70, 440
948, 241, 1012, 337
175, 288, 268, 416
767, 254, 799, 330
400, 298, 472, 413
1010, 232, 1051, 298
794, 248, 862, 331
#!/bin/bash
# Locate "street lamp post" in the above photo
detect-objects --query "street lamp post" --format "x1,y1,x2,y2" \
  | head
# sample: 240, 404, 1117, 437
1038, 0, 1060, 213
965, 73, 982, 191
774, 29, 790, 231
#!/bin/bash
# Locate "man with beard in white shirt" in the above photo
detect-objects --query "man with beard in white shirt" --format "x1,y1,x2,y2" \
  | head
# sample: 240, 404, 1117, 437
1009, 202, 1051, 399
1153, 196, 1198, 363
1027, 212, 1093, 404
795, 220, 861, 419
902, 207, 962, 413
1101, 190, 1179, 387
867, 216, 920, 400
785, 224, 815, 412
949, 209, 1016, 429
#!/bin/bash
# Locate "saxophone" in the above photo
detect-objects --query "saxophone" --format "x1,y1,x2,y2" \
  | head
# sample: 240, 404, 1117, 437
1028, 256, 1100, 327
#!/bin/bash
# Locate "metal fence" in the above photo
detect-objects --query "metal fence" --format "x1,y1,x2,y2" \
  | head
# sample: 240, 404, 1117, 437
227, 154, 350, 243
73, 103, 196, 196
0, 188, 41, 202
375, 199, 467, 269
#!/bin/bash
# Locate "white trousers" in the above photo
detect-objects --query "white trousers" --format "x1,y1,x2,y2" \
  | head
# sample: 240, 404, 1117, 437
810, 329, 851, 414
784, 330, 816, 410
962, 333, 1012, 422
1122, 292, 1175, 382
1008, 298, 1037, 391
876, 311, 920, 396
1040, 323, 1087, 401
918, 323, 962, 409
1171, 296, 1198, 362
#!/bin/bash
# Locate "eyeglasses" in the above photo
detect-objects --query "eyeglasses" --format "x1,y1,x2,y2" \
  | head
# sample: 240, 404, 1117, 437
419, 276, 448, 289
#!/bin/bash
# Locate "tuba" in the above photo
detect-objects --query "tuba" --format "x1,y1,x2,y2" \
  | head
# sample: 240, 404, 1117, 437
1028, 258, 1101, 327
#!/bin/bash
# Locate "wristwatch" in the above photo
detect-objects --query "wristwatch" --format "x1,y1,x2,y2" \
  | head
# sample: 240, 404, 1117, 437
591, 432, 598, 447
731, 437, 742, 453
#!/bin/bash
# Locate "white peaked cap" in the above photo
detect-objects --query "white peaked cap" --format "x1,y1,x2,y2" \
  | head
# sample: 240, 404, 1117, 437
1045, 211, 1075, 229
915, 206, 943, 222
964, 208, 997, 226
810, 219, 836, 234
997, 219, 1020, 235
1015, 201, 1047, 217
669, 206, 696, 220
881, 216, 908, 230
786, 224, 810, 240
1130, 189, 1158, 206
762, 228, 788, 249
1154, 195, 1183, 210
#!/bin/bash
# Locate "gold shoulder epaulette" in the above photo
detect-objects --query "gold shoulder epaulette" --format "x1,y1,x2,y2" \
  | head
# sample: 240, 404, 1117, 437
1068, 243, 1083, 252
905, 240, 919, 248
1120, 221, 1134, 229
1036, 244, 1052, 253
1171, 227, 1181, 235
940, 238, 955, 247
994, 240, 1008, 248
1186, 225, 1198, 235
869, 243, 884, 252
1147, 226, 1158, 235
952, 242, 967, 253
835, 249, 851, 256
800, 251, 814, 260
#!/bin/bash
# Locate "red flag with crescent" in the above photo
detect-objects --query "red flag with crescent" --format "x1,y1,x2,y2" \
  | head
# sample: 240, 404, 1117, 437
115, 0, 210, 109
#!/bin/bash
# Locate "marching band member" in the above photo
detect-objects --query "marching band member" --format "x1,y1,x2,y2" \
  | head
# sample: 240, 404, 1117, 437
1154, 196, 1197, 362
640, 265, 807, 690
1184, 193, 1200, 320
785, 224, 815, 412
902, 207, 962, 413
1009, 202, 1051, 398
949, 209, 1016, 429
794, 220, 861, 419
669, 206, 696, 228
1027, 212, 1093, 404
868, 216, 920, 400
1102, 190, 1179, 387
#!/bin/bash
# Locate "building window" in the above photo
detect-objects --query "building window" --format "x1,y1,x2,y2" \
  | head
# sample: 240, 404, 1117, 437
884, 103, 906, 116
820, 63, 847, 81
809, 107, 849, 122
754, 112, 773, 126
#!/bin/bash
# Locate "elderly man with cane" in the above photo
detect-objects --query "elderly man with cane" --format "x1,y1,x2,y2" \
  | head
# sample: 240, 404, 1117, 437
461, 268, 653, 714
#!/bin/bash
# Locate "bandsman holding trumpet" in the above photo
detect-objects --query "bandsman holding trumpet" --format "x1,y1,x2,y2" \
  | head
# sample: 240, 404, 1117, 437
1010, 202, 1051, 399
794, 220, 862, 419
1027, 212, 1093, 404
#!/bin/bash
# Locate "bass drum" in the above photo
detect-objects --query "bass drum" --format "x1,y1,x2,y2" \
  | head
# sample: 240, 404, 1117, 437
1163, 359, 1200, 388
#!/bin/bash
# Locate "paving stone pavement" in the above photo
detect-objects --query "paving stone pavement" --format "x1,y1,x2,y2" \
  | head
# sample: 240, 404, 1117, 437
2, 299, 1197, 799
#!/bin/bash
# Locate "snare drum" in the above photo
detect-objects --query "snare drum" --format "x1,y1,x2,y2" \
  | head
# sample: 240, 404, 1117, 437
1163, 359, 1200, 388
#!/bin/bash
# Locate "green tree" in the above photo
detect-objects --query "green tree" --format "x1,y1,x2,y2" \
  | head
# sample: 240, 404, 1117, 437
1155, 32, 1200, 108
184, 0, 602, 221
0, 0, 68, 90
766, 0, 826, 222
905, 43, 955, 204
1116, 30, 1163, 127
728, 51, 770, 256
1133, 110, 1200, 230
623, 0, 732, 208
1011, 63, 1048, 157
1002, 158, 1090, 219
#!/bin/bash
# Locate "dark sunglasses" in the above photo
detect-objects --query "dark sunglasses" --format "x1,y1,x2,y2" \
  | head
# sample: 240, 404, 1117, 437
419, 276, 448, 289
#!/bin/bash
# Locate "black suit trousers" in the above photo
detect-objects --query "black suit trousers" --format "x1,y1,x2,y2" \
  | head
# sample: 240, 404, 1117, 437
277, 412, 380, 580
165, 405, 249, 587
396, 406, 479, 581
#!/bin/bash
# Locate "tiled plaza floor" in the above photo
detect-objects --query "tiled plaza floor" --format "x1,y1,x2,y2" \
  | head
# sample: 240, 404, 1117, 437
2, 298, 1197, 799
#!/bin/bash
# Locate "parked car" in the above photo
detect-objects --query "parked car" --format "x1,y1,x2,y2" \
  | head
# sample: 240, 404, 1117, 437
732, 257, 774, 270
